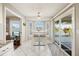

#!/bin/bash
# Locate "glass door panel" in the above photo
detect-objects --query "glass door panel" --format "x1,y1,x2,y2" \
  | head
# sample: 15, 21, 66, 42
60, 15, 72, 55
54, 15, 72, 56
54, 20, 60, 45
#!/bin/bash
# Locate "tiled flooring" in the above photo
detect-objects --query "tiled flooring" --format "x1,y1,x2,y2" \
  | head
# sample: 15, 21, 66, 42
13, 37, 52, 56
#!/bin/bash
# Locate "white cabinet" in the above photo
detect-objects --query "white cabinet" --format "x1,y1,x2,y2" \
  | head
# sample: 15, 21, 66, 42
0, 41, 14, 56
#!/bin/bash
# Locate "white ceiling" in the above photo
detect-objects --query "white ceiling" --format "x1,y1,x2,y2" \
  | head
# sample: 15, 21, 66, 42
6, 10, 15, 17
6, 10, 20, 19
10, 3, 69, 21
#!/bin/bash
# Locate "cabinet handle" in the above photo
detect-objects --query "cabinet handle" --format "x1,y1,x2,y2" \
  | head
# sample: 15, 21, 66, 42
2, 48, 8, 52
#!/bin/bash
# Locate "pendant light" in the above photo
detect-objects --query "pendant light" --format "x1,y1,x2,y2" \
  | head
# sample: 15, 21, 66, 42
37, 11, 41, 19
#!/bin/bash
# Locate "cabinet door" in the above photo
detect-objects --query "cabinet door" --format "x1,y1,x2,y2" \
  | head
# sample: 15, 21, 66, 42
1, 42, 14, 56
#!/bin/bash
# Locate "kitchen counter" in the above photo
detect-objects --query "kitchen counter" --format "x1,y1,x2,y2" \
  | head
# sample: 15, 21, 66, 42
0, 40, 13, 48
0, 40, 14, 56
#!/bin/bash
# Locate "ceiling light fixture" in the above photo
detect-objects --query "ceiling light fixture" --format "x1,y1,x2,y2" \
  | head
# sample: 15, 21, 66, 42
37, 11, 41, 19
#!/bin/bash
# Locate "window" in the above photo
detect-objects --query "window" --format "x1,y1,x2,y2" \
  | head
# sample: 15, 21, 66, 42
35, 21, 44, 31
60, 15, 72, 44
60, 15, 72, 55
11, 21, 20, 37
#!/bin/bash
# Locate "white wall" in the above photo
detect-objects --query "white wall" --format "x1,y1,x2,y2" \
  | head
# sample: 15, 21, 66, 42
0, 4, 6, 44
21, 17, 26, 44
50, 20, 54, 42
25, 20, 30, 40
75, 4, 79, 56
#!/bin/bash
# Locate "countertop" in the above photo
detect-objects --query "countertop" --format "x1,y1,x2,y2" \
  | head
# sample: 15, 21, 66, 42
0, 40, 13, 48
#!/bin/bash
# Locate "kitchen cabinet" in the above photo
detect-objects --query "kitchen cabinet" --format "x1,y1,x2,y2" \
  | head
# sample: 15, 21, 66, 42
0, 40, 14, 56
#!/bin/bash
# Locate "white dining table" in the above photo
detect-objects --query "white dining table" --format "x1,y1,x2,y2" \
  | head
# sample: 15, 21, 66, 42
33, 31, 47, 46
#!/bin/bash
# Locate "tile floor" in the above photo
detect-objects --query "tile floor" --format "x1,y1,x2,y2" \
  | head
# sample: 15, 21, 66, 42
13, 36, 52, 56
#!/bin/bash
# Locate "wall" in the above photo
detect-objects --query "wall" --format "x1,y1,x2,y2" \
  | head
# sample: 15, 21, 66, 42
0, 4, 6, 44
75, 4, 79, 56
50, 20, 54, 42
6, 18, 10, 35
21, 17, 26, 44
45, 21, 51, 40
